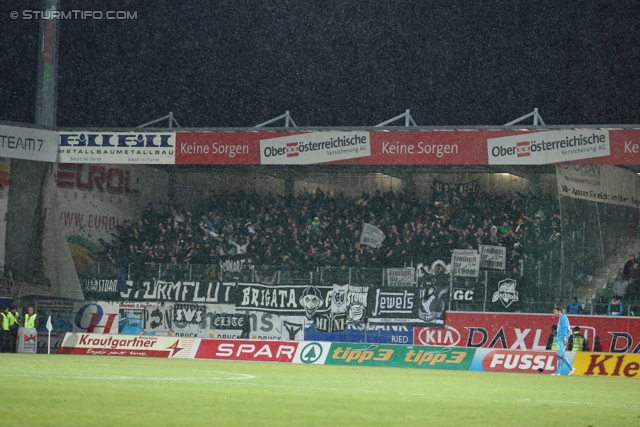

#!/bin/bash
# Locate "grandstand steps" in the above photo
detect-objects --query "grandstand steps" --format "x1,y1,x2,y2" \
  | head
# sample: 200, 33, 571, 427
577, 245, 640, 314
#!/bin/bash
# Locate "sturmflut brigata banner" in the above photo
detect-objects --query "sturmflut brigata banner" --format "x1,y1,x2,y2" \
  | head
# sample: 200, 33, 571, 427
487, 130, 610, 165
556, 165, 640, 208
58, 131, 176, 164
0, 125, 58, 162
236, 283, 333, 319
260, 131, 370, 165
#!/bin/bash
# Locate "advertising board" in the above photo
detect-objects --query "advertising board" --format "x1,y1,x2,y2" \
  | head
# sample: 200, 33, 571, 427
325, 343, 474, 370
415, 312, 640, 354
174, 129, 640, 166
194, 339, 298, 362
58, 332, 197, 358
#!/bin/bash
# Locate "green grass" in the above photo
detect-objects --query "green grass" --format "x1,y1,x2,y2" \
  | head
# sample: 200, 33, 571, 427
1, 354, 639, 427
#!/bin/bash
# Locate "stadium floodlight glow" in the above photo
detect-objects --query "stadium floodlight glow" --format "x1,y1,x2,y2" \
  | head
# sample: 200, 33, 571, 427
375, 109, 418, 127
137, 112, 181, 129
504, 108, 546, 126
254, 111, 298, 128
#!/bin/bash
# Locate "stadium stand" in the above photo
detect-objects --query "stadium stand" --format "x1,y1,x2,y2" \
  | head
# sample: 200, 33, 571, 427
98, 184, 558, 289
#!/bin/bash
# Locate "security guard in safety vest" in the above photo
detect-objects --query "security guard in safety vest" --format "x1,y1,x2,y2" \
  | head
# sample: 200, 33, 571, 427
8, 306, 20, 353
0, 305, 10, 353
545, 324, 560, 351
24, 306, 38, 329
568, 326, 588, 352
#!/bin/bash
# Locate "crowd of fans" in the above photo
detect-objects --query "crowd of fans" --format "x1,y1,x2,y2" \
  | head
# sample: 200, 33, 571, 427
101, 181, 560, 278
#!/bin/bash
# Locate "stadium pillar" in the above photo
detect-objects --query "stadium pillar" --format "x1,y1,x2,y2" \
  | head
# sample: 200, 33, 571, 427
284, 173, 295, 196
35, 0, 60, 127
5, 0, 62, 287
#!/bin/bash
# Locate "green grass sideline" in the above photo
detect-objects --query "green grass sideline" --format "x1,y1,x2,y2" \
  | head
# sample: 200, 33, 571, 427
0, 354, 639, 427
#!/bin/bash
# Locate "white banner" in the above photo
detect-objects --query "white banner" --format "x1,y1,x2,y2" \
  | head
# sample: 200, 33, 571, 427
360, 223, 385, 248
58, 131, 176, 164
385, 268, 415, 287
260, 131, 370, 165
556, 165, 640, 208
0, 125, 59, 162
479, 245, 507, 270
451, 251, 480, 277
488, 130, 610, 165
330, 284, 349, 314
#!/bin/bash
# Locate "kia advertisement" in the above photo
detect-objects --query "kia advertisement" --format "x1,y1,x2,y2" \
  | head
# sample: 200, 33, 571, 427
415, 312, 640, 354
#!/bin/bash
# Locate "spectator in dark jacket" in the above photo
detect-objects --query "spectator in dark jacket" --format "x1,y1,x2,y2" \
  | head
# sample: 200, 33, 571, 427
566, 297, 583, 314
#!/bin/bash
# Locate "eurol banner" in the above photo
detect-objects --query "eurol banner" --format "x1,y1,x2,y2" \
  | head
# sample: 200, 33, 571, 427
58, 131, 176, 164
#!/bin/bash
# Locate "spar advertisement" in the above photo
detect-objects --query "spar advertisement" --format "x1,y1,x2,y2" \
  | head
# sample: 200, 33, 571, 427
174, 129, 640, 166
414, 312, 640, 354
194, 338, 299, 362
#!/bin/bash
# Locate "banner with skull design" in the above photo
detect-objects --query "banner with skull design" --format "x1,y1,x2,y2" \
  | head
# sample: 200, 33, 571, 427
234, 282, 333, 319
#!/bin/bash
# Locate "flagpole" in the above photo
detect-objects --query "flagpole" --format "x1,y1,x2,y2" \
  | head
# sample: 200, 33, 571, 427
46, 315, 53, 354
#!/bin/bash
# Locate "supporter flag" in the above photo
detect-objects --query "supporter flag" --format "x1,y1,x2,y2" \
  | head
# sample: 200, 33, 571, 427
360, 223, 385, 248
331, 284, 349, 314
451, 250, 480, 277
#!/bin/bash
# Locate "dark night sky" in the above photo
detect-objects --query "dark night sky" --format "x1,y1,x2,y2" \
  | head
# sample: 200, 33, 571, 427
1, 0, 639, 128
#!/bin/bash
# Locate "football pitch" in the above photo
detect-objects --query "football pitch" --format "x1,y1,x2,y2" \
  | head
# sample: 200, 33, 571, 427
1, 354, 639, 427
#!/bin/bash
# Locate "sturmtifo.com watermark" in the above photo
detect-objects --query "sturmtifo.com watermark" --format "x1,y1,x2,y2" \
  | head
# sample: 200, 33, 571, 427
10, 10, 138, 20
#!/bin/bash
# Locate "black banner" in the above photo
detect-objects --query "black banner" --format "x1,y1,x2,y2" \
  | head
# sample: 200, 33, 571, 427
120, 280, 237, 304
314, 313, 347, 333
367, 285, 447, 327
81, 277, 119, 300
235, 282, 333, 319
